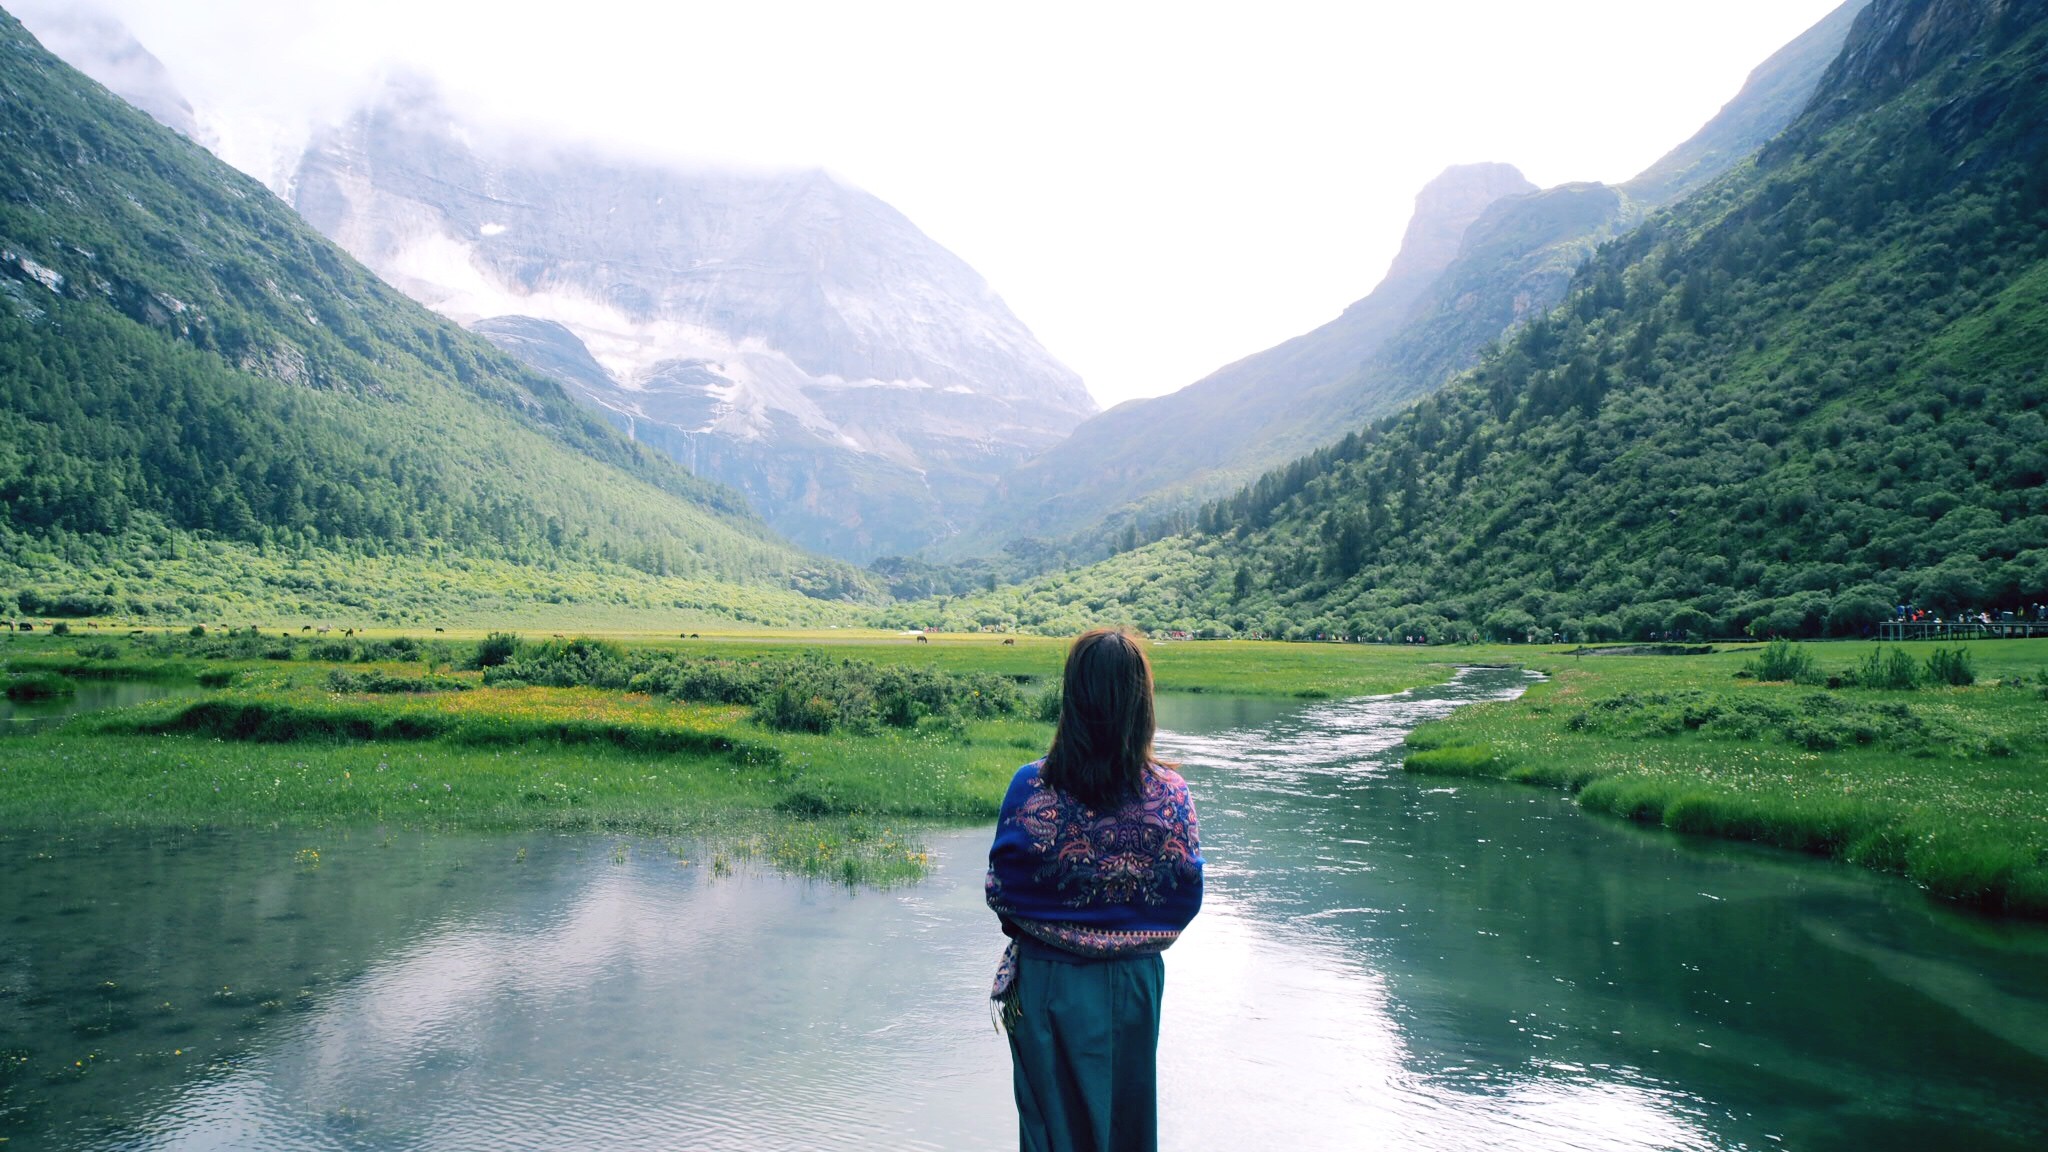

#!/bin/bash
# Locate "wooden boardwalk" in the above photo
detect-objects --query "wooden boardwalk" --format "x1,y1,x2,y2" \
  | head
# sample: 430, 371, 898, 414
1876, 620, 2048, 641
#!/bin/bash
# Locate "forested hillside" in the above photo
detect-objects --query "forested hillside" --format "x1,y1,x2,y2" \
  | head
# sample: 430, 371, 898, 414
899, 0, 2048, 641
0, 11, 876, 623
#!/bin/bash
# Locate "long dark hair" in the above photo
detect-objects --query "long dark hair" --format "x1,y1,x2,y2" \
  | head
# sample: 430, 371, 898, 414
1041, 627, 1159, 809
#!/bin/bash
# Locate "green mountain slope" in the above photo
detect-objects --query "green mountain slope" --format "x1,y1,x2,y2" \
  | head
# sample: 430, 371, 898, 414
940, 163, 1537, 560
0, 11, 875, 623
938, 3, 1866, 570
905, 0, 2048, 641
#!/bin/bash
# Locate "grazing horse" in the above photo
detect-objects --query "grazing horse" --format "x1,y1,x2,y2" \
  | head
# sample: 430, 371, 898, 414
434, 627, 445, 633
915, 634, 929, 644
1002, 638, 1015, 645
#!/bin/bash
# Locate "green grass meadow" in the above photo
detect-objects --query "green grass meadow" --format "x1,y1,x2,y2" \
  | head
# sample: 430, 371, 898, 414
5, 628, 2044, 908
1405, 639, 2048, 916
0, 627, 1451, 885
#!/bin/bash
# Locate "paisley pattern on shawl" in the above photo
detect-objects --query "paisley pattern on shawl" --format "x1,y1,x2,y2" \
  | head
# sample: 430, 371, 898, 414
986, 760, 1203, 1008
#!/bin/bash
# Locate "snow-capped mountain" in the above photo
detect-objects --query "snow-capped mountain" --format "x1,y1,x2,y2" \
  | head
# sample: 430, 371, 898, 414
287, 77, 1093, 560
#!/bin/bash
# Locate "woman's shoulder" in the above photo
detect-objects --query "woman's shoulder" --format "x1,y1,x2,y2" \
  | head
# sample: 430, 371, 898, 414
999, 759, 1048, 808
1145, 763, 1191, 795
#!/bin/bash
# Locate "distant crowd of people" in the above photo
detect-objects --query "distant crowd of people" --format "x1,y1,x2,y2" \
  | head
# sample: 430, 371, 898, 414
1894, 603, 2048, 624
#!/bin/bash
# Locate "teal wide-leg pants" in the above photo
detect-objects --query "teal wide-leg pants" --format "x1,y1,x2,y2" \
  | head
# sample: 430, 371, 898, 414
1006, 951, 1165, 1152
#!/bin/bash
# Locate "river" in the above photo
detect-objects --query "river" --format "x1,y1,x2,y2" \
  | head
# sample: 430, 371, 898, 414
1, 667, 2043, 1149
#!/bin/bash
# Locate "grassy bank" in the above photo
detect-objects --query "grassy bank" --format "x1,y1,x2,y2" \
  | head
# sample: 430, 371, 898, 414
0, 704, 1042, 886
1, 629, 1071, 885
576, 632, 1455, 698
1404, 639, 2048, 917
0, 627, 1462, 883
4, 624, 1462, 697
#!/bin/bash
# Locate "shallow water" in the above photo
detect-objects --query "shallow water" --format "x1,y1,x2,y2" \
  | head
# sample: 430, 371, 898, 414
2, 668, 2044, 1149
0, 679, 203, 730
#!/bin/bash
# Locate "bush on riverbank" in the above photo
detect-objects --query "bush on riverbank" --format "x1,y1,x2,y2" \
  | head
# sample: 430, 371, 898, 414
480, 638, 1026, 735
5, 671, 75, 701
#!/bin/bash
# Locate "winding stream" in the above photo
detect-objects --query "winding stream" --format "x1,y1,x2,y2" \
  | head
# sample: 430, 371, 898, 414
2, 668, 2043, 1149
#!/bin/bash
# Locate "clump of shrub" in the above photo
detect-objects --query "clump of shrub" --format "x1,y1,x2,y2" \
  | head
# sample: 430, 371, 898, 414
1737, 642, 1980, 693
1560, 687, 1950, 756
5, 672, 77, 701
1742, 639, 1821, 684
1034, 686, 1063, 723
325, 668, 470, 695
49, 621, 70, 636
759, 682, 842, 734
482, 640, 1027, 735
474, 632, 520, 669
1923, 647, 1975, 687
1852, 646, 1920, 690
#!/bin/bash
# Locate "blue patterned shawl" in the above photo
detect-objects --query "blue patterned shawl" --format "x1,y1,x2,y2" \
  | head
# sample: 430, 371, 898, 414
985, 760, 1203, 1011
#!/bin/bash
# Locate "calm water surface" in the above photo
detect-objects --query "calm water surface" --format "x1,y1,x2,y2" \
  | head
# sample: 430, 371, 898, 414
2, 668, 2044, 1149
0, 680, 203, 730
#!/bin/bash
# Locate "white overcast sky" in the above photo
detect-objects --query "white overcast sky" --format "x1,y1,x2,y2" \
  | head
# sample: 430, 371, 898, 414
44, 0, 1848, 408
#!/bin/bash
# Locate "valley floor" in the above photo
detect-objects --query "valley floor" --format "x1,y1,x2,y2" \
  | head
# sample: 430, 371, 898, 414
4, 630, 2041, 913
0, 629, 1451, 885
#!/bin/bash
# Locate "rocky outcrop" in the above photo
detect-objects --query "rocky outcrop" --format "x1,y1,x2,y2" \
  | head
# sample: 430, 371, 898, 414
289, 77, 1093, 561
1766, 0, 2045, 166
1814, 0, 2037, 114
1381, 164, 1542, 287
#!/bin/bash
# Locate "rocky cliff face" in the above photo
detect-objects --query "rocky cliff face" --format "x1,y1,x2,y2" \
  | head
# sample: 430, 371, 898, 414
289, 78, 1092, 561
1812, 0, 2034, 111
1381, 163, 1541, 286
1776, 0, 2041, 156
